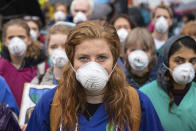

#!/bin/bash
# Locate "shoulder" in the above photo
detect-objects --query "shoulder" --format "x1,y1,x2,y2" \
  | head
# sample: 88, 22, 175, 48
137, 90, 164, 131
26, 87, 57, 131
139, 80, 158, 92
137, 90, 154, 109
33, 87, 57, 112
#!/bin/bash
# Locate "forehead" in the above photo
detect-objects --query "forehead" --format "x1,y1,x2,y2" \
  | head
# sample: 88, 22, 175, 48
170, 47, 196, 59
56, 5, 66, 10
74, 0, 89, 11
6, 25, 27, 36
49, 33, 67, 43
74, 39, 111, 55
27, 21, 38, 28
114, 18, 129, 26
154, 8, 170, 17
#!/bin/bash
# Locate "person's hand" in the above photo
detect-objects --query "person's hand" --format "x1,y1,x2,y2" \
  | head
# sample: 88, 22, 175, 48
20, 124, 27, 131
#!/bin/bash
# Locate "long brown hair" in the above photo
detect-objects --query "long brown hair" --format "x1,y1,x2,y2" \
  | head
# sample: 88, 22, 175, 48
2, 19, 42, 59
58, 20, 133, 131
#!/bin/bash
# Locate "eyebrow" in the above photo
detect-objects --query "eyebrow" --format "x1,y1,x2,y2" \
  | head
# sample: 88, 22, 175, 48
174, 56, 184, 59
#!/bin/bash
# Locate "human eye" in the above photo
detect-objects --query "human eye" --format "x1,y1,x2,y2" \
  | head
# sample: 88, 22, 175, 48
97, 55, 107, 62
78, 56, 89, 62
18, 35, 25, 39
50, 44, 57, 49
190, 58, 196, 65
8, 36, 14, 40
175, 57, 184, 64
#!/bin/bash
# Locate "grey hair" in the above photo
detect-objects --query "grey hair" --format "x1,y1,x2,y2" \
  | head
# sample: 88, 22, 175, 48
70, 0, 94, 15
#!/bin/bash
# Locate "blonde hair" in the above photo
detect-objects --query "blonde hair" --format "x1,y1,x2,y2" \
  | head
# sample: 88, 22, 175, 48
152, 4, 173, 18
180, 20, 196, 37
45, 24, 73, 49
58, 20, 134, 131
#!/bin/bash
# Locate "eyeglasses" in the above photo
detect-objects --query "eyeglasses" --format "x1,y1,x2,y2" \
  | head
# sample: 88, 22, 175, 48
24, 16, 40, 21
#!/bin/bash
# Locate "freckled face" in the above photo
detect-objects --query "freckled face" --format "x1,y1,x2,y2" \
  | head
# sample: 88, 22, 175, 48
73, 39, 114, 74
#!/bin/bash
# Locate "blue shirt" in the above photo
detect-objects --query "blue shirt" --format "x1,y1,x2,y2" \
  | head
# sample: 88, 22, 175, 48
0, 75, 19, 115
26, 87, 163, 131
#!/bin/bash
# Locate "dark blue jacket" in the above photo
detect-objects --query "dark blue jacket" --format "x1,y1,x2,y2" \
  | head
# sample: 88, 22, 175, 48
26, 87, 163, 131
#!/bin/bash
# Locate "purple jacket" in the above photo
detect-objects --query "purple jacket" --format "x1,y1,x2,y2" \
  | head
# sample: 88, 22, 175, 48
0, 103, 21, 131
0, 58, 37, 107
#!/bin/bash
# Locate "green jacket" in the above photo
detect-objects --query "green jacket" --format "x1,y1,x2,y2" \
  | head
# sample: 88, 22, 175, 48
140, 80, 196, 131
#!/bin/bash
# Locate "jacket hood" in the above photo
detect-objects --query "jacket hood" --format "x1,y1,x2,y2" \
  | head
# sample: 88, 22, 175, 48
157, 35, 193, 91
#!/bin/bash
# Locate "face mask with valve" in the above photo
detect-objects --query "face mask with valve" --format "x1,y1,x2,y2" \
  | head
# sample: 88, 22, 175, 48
71, 62, 116, 91
50, 49, 68, 68
117, 28, 128, 44
128, 50, 149, 71
73, 12, 87, 24
164, 62, 195, 85
155, 16, 169, 34
8, 37, 27, 56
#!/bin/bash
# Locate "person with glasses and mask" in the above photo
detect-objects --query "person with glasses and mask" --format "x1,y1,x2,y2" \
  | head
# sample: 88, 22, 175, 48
26, 20, 163, 131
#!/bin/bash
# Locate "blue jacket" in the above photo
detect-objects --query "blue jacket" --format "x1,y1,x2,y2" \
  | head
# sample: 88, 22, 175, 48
0, 75, 19, 115
26, 87, 163, 131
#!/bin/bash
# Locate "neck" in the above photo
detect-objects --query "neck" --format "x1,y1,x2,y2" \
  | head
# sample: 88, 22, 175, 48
152, 31, 168, 41
10, 54, 25, 69
53, 66, 64, 81
85, 88, 106, 104
173, 82, 186, 90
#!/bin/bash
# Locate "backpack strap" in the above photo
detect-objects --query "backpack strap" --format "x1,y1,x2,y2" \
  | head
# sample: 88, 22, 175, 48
127, 86, 142, 131
50, 88, 61, 131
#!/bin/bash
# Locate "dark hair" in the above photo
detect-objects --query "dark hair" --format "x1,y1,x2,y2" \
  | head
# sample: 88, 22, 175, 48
110, 14, 136, 29
166, 37, 196, 111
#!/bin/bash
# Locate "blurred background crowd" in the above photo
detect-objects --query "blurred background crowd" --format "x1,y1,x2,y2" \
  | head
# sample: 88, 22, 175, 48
0, 0, 196, 130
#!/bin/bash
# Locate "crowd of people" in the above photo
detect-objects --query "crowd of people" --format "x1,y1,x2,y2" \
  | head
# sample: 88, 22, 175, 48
0, 0, 196, 131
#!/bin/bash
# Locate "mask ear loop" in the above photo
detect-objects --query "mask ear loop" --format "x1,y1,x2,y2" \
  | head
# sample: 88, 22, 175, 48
70, 62, 77, 73
163, 63, 172, 72
108, 62, 117, 78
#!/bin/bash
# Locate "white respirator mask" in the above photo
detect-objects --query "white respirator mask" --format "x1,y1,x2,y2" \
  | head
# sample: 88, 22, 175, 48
117, 28, 128, 44
54, 11, 66, 21
30, 29, 38, 41
73, 12, 87, 24
8, 37, 27, 56
170, 63, 195, 85
128, 50, 149, 71
50, 49, 68, 68
155, 16, 169, 34
71, 62, 116, 91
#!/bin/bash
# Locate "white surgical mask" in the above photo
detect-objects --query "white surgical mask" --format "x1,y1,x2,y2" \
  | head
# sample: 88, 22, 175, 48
171, 63, 195, 85
8, 37, 27, 56
128, 50, 149, 71
30, 29, 38, 41
155, 16, 169, 34
50, 49, 68, 68
72, 62, 116, 91
117, 28, 128, 44
54, 11, 66, 21
73, 12, 87, 24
